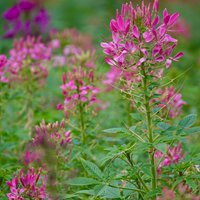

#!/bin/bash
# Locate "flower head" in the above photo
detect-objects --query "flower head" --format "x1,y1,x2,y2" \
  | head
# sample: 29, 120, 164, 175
33, 120, 72, 148
154, 86, 186, 118
155, 142, 184, 173
3, 0, 50, 38
7, 168, 47, 200
5, 36, 51, 84
0, 54, 8, 83
101, 0, 184, 71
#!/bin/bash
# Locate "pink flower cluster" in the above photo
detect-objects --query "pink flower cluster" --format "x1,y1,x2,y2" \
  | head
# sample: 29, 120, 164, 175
58, 66, 99, 118
3, 0, 50, 38
155, 86, 186, 118
22, 120, 71, 166
0, 55, 8, 83
155, 143, 184, 173
49, 29, 95, 68
157, 183, 200, 200
101, 0, 184, 72
7, 168, 47, 200
103, 66, 140, 91
34, 120, 72, 148
5, 36, 51, 83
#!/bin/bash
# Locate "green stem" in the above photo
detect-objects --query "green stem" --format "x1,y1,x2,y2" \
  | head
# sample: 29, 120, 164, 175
26, 85, 34, 136
0, 84, 3, 144
141, 66, 157, 198
76, 80, 86, 143
125, 152, 149, 192
79, 102, 85, 143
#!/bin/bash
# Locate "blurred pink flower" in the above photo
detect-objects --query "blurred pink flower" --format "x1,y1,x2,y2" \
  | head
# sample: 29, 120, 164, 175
3, 0, 50, 38
6, 36, 51, 84
155, 86, 186, 118
59, 67, 100, 117
155, 142, 184, 173
7, 168, 47, 200
34, 120, 72, 148
0, 54, 8, 83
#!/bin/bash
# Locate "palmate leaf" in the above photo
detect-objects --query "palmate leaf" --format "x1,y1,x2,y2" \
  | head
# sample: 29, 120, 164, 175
81, 159, 103, 179
67, 177, 99, 186
184, 126, 200, 135
178, 114, 197, 128
94, 184, 121, 199
157, 122, 171, 131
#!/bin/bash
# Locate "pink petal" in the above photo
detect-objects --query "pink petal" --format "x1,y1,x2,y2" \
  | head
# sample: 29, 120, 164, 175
169, 12, 180, 26
153, 0, 159, 13
164, 34, 177, 43
132, 25, 140, 39
143, 31, 154, 43
152, 16, 160, 26
166, 59, 172, 68
173, 52, 184, 60
110, 19, 117, 32
155, 55, 165, 62
117, 15, 124, 31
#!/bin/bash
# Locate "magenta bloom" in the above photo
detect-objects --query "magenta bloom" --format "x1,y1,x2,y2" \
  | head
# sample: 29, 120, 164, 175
101, 0, 184, 71
19, 0, 36, 11
3, 4, 21, 21
5, 36, 51, 84
155, 143, 184, 173
0, 54, 8, 83
7, 168, 47, 200
59, 67, 100, 118
34, 120, 72, 148
3, 1, 50, 38
34, 8, 50, 33
155, 86, 186, 118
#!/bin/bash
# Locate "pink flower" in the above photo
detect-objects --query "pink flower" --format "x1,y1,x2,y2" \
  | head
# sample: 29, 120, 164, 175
3, 1, 50, 38
6, 36, 51, 84
23, 150, 40, 165
7, 168, 47, 200
34, 120, 72, 148
157, 188, 176, 200
154, 86, 186, 118
0, 54, 8, 83
101, 0, 183, 71
155, 143, 184, 173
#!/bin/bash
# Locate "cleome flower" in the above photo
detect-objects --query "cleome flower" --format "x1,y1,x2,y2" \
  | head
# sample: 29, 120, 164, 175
101, 0, 184, 72
153, 86, 186, 118
0, 54, 8, 83
3, 0, 50, 38
58, 66, 100, 118
7, 167, 47, 200
5, 36, 51, 84
33, 120, 72, 148
154, 142, 184, 173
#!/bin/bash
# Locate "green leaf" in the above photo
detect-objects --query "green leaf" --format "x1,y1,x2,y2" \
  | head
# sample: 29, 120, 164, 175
68, 177, 99, 186
81, 159, 103, 179
157, 122, 170, 131
130, 126, 136, 132
103, 127, 126, 134
131, 113, 142, 121
96, 185, 121, 199
186, 178, 197, 190
184, 126, 200, 134
76, 190, 95, 195
155, 143, 168, 154
64, 194, 78, 198
178, 114, 197, 128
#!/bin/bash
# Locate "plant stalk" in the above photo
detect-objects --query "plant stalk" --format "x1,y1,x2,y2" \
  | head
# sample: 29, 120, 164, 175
141, 65, 157, 198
